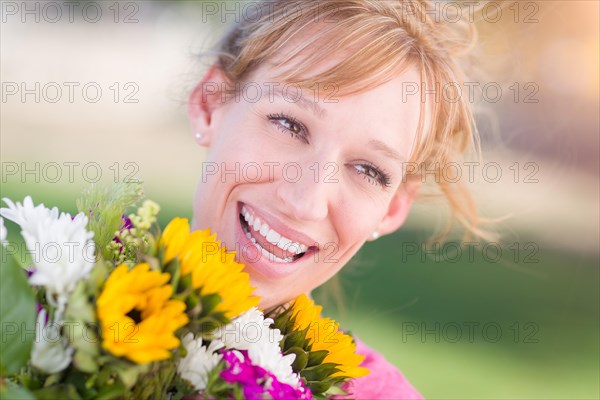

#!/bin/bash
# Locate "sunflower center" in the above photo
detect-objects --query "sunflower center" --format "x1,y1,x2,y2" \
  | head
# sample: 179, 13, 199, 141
126, 308, 143, 324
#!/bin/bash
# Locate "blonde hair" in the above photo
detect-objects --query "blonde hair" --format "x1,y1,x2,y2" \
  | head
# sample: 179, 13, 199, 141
211, 0, 490, 241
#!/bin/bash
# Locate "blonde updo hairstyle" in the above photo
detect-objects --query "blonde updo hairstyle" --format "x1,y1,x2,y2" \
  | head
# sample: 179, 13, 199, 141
208, 0, 489, 241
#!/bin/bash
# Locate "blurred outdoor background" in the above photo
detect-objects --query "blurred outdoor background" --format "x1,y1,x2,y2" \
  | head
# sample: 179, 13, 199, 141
1, 1, 598, 399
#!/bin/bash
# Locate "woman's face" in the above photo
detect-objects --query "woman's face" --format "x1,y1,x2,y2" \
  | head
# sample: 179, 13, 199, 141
189, 62, 423, 310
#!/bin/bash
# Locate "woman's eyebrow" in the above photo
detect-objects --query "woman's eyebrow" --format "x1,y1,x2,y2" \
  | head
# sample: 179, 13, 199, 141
265, 85, 327, 118
368, 139, 405, 164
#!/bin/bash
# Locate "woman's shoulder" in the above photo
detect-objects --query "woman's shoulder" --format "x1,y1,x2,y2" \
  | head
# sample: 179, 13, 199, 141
339, 337, 424, 400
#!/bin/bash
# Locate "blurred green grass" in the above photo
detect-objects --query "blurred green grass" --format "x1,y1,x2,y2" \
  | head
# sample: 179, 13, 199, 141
1, 182, 598, 399
319, 234, 599, 399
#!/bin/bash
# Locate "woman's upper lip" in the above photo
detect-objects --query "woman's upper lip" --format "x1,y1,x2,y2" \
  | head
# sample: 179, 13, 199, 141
239, 202, 319, 249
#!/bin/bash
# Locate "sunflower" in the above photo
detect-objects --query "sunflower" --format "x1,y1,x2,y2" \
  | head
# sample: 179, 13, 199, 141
161, 218, 259, 319
290, 294, 369, 379
97, 263, 188, 364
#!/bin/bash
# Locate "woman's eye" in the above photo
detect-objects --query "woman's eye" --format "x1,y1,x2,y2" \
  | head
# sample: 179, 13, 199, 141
267, 113, 309, 144
354, 164, 392, 188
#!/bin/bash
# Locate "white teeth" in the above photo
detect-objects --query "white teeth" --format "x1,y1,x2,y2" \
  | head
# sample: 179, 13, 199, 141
244, 210, 254, 225
256, 241, 293, 263
287, 242, 302, 254
266, 229, 281, 245
259, 224, 269, 236
278, 236, 292, 249
245, 232, 256, 244
241, 206, 310, 259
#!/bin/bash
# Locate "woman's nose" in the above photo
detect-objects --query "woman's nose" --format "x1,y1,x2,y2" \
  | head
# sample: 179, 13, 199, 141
275, 162, 333, 222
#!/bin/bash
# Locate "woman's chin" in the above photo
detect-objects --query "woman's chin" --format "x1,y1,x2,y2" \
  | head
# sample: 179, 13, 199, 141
251, 283, 291, 311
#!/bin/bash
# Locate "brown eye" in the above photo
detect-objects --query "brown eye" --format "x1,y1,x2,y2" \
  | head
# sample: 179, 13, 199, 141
354, 164, 392, 188
267, 113, 309, 144
279, 118, 301, 135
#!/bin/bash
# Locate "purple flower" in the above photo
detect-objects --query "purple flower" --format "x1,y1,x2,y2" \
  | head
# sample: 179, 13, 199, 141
243, 382, 265, 400
221, 350, 267, 386
112, 215, 134, 252
267, 376, 296, 399
219, 350, 312, 400
266, 371, 312, 400
121, 215, 133, 230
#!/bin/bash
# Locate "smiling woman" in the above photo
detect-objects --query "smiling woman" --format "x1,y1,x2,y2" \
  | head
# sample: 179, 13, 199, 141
188, 0, 482, 398
191, 64, 423, 308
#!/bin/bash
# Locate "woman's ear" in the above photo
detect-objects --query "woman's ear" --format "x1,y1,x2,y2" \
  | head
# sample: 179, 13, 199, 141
188, 65, 229, 147
374, 178, 421, 237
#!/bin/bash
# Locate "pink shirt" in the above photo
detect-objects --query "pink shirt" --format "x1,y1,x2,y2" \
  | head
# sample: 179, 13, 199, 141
339, 338, 424, 400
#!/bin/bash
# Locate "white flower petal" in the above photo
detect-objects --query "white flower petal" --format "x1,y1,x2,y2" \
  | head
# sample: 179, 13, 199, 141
30, 310, 73, 374
1, 197, 95, 316
212, 307, 300, 387
177, 334, 224, 391
0, 217, 6, 246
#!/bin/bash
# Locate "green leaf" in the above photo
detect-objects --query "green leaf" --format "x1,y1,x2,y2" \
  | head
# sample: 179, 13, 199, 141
271, 306, 292, 333
112, 361, 148, 389
285, 346, 308, 372
324, 384, 349, 396
130, 362, 174, 400
72, 344, 99, 374
64, 281, 100, 373
306, 349, 329, 367
300, 363, 340, 382
33, 384, 82, 400
197, 315, 227, 336
307, 380, 333, 394
284, 328, 307, 349
0, 381, 35, 400
0, 246, 36, 375
204, 361, 230, 397
89, 259, 111, 292
95, 384, 128, 400
200, 293, 222, 316
63, 370, 95, 398
232, 384, 244, 398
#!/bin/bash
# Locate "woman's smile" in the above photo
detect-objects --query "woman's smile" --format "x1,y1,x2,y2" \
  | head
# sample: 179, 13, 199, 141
239, 203, 313, 262
232, 201, 321, 280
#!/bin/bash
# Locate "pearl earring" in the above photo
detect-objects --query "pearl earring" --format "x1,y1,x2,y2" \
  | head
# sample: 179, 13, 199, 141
194, 132, 203, 142
371, 231, 380, 240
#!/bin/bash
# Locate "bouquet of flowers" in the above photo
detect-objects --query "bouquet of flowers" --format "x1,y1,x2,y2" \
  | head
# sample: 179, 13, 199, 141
0, 183, 368, 399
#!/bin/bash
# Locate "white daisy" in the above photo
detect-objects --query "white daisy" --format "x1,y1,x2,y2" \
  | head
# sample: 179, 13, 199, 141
0, 196, 59, 236
0, 197, 95, 320
177, 333, 224, 391
31, 309, 73, 374
213, 307, 283, 350
213, 307, 299, 387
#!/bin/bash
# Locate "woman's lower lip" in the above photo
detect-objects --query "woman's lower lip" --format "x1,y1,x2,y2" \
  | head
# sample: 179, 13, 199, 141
234, 205, 307, 280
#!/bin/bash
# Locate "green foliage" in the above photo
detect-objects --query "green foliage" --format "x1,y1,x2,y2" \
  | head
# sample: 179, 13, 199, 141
270, 303, 349, 396
306, 350, 329, 368
33, 383, 82, 399
0, 246, 36, 375
76, 182, 144, 260
168, 373, 197, 400
64, 281, 100, 374
203, 361, 230, 398
0, 380, 35, 400
287, 346, 309, 371
130, 362, 175, 400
